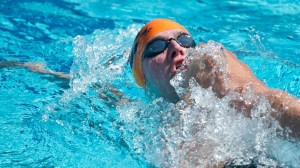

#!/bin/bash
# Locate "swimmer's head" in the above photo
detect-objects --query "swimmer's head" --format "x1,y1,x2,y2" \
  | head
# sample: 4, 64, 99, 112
129, 18, 189, 87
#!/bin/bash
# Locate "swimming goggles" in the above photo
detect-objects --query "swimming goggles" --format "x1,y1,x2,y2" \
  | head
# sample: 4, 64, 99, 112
142, 34, 196, 59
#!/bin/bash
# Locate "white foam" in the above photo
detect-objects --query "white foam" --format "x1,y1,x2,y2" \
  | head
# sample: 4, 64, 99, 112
69, 25, 141, 93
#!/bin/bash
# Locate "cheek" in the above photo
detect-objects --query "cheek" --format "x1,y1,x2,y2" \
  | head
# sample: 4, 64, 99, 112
143, 59, 162, 81
143, 52, 169, 79
150, 57, 167, 72
143, 60, 159, 79
151, 54, 168, 69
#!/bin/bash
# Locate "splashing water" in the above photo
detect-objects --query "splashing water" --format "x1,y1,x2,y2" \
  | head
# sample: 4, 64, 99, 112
40, 25, 151, 167
118, 40, 300, 167
70, 25, 141, 93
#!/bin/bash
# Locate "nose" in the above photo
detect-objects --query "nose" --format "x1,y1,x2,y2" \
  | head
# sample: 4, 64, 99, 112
167, 39, 186, 59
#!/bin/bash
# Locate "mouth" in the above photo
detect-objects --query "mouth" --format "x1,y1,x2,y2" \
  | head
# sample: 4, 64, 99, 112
175, 58, 188, 73
176, 63, 182, 70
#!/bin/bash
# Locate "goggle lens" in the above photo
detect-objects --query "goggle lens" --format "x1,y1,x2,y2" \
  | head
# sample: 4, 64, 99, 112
143, 34, 196, 59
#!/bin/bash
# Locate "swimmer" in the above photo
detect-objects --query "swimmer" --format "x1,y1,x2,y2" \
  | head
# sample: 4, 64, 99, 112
129, 18, 300, 137
1, 19, 299, 136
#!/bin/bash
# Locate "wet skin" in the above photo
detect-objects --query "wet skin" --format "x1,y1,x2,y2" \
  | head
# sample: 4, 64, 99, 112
142, 29, 189, 102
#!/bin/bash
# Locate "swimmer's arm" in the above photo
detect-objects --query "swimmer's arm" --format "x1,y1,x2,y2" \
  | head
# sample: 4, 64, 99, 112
224, 50, 300, 135
23, 62, 70, 80
0, 61, 70, 80
264, 89, 300, 136
1, 61, 127, 104
186, 45, 300, 136
224, 49, 300, 136
225, 50, 300, 136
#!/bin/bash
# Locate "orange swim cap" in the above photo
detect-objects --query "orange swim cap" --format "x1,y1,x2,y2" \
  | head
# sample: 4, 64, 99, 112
129, 18, 188, 88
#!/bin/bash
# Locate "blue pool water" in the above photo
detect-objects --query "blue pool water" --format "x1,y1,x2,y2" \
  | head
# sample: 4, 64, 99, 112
1, 0, 300, 167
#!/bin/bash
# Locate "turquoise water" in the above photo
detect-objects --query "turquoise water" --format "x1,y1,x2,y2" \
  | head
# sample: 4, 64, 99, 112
1, 0, 300, 167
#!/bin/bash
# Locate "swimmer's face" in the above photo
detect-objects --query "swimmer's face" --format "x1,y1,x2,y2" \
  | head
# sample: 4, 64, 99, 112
142, 29, 194, 102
